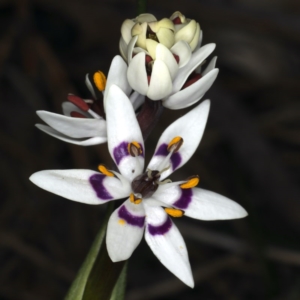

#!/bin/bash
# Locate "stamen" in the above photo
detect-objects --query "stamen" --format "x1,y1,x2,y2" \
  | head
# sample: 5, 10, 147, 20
67, 94, 90, 111
87, 109, 101, 119
129, 193, 142, 204
145, 168, 151, 178
70, 111, 86, 118
164, 207, 184, 217
98, 165, 114, 177
167, 136, 184, 153
93, 71, 107, 92
84, 99, 94, 104
157, 179, 172, 185
180, 175, 200, 189
157, 152, 172, 173
157, 165, 171, 176
128, 141, 143, 157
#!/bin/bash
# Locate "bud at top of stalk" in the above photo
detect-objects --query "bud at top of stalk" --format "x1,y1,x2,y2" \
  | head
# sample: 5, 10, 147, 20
170, 11, 201, 52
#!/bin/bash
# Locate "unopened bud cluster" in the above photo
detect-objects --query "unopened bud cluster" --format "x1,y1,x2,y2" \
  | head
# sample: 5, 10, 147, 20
119, 11, 218, 103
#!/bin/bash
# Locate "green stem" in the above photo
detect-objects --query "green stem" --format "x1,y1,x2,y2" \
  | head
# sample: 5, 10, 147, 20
137, 0, 147, 15
65, 202, 125, 300
82, 242, 125, 300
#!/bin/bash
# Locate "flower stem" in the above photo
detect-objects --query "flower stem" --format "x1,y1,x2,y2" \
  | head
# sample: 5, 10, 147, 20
137, 0, 147, 14
64, 202, 126, 300
81, 203, 125, 300
137, 97, 164, 141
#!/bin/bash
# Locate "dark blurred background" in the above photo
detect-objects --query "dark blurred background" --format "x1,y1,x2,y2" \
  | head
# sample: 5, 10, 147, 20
1, 0, 300, 299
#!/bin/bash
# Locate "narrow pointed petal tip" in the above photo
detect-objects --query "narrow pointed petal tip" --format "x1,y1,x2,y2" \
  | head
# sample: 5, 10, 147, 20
144, 206, 194, 287
184, 188, 248, 220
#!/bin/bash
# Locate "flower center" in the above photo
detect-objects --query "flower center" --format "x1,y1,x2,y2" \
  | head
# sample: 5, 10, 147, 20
131, 170, 161, 198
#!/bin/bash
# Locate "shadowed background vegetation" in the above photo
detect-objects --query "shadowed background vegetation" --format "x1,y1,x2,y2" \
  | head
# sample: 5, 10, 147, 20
1, 0, 300, 299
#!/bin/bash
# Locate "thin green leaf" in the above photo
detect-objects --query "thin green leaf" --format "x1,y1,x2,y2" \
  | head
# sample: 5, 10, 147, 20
81, 241, 125, 300
110, 262, 128, 300
64, 203, 114, 300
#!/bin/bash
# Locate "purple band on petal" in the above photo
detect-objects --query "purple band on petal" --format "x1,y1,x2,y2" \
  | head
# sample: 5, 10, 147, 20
154, 143, 182, 170
113, 141, 144, 165
118, 205, 145, 228
89, 174, 113, 200
148, 217, 172, 235
173, 188, 192, 209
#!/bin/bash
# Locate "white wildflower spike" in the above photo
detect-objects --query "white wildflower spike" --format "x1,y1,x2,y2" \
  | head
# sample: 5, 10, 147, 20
30, 87, 247, 286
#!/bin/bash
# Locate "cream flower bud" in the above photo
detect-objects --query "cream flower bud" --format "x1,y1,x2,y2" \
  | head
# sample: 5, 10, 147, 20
135, 13, 157, 23
120, 14, 176, 62
131, 22, 148, 49
170, 11, 201, 52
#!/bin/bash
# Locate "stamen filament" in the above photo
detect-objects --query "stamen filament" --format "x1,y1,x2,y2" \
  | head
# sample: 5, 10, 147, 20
167, 136, 183, 153
87, 109, 101, 119
129, 193, 142, 204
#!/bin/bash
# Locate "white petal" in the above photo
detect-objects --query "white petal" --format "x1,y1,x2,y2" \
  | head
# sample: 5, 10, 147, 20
135, 13, 157, 23
106, 200, 145, 262
36, 124, 106, 146
121, 19, 135, 44
170, 41, 191, 68
127, 51, 148, 95
156, 44, 178, 80
155, 184, 248, 220
202, 56, 217, 76
175, 20, 197, 43
189, 23, 200, 51
29, 170, 131, 204
147, 60, 172, 100
145, 39, 158, 59
147, 100, 210, 179
127, 35, 138, 64
85, 74, 97, 99
36, 111, 106, 138
144, 205, 194, 287
163, 69, 219, 110
61, 102, 89, 117
184, 188, 248, 220
198, 30, 203, 49
129, 91, 145, 110
156, 28, 175, 49
172, 43, 216, 93
106, 85, 144, 181
104, 55, 131, 109
119, 37, 128, 61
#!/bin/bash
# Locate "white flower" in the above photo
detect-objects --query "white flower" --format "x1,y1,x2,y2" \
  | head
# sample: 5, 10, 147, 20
35, 55, 143, 146
30, 85, 247, 287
